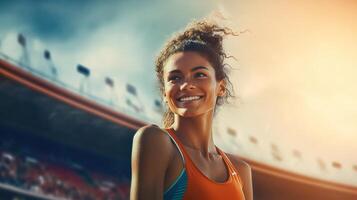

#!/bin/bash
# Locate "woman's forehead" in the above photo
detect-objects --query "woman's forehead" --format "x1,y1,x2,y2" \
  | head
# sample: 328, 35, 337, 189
163, 51, 213, 74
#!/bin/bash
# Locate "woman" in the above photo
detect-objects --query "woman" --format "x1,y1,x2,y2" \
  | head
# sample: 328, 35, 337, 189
130, 20, 253, 200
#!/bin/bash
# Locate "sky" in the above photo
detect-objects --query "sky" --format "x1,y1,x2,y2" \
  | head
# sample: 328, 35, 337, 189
0, 0, 216, 122
1, 0, 357, 186
217, 0, 357, 186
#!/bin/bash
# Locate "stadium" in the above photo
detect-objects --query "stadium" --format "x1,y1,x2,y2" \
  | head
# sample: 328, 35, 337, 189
1, 1, 357, 200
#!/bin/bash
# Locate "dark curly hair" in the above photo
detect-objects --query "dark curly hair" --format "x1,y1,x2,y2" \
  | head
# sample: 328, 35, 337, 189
155, 20, 237, 128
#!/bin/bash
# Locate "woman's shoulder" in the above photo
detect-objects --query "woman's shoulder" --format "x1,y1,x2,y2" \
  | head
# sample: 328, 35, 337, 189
134, 124, 171, 143
225, 153, 251, 170
225, 153, 251, 173
133, 124, 175, 157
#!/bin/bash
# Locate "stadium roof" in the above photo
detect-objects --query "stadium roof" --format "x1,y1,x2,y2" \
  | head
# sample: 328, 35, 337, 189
0, 58, 145, 166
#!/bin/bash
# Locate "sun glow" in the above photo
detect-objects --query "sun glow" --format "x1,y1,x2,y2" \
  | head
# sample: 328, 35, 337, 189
214, 0, 357, 185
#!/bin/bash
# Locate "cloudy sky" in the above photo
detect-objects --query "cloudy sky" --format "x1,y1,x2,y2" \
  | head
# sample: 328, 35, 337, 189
0, 0, 216, 121
1, 0, 357, 186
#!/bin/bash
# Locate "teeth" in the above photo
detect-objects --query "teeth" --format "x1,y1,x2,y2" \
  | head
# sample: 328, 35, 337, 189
179, 96, 201, 102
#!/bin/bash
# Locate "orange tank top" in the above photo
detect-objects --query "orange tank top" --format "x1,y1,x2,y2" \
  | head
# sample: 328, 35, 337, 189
165, 128, 246, 200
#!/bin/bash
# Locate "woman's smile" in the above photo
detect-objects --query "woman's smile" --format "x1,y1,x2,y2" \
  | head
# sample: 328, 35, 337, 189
177, 96, 204, 107
178, 96, 202, 102
177, 94, 204, 102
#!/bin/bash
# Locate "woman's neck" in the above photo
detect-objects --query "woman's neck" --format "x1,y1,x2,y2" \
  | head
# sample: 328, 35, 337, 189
170, 111, 217, 158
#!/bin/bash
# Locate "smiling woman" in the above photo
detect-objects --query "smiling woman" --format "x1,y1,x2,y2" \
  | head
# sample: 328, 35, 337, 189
130, 20, 253, 200
163, 52, 220, 118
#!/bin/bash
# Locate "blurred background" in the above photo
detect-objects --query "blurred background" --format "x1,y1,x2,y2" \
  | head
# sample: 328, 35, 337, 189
0, 0, 356, 199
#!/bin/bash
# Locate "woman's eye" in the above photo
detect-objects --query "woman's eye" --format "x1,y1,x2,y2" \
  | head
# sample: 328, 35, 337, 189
168, 75, 180, 82
195, 72, 207, 78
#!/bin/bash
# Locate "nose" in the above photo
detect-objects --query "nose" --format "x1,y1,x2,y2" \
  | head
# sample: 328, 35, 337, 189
180, 79, 195, 90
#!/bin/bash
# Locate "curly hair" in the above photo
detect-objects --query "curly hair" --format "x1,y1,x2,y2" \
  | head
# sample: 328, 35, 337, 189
155, 20, 237, 128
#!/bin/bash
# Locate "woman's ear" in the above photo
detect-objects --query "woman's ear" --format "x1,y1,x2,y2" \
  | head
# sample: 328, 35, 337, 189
217, 80, 226, 97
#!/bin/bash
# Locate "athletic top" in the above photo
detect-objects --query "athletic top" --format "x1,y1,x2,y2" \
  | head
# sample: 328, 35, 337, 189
163, 128, 246, 200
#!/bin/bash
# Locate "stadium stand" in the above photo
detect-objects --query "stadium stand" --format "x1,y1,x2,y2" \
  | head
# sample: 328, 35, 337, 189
0, 131, 130, 200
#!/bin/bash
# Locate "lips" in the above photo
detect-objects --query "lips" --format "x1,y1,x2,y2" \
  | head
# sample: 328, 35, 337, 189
177, 95, 204, 102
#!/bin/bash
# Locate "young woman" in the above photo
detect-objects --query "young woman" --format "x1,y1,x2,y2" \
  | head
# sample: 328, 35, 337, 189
130, 20, 253, 200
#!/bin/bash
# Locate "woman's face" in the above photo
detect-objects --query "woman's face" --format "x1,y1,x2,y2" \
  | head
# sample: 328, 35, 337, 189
163, 51, 225, 117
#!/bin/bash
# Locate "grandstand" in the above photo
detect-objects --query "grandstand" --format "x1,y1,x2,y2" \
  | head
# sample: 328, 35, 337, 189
1, 37, 357, 200
0, 56, 142, 199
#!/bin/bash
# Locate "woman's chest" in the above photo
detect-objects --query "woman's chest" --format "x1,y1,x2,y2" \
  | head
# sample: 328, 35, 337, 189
165, 149, 230, 187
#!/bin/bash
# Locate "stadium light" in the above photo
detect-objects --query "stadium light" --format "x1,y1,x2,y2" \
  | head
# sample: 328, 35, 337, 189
126, 83, 136, 96
77, 64, 91, 93
332, 161, 342, 169
44, 50, 58, 78
227, 127, 237, 137
17, 33, 31, 68
17, 33, 26, 47
249, 136, 258, 144
44, 50, 51, 60
153, 99, 164, 114
105, 76, 116, 105
125, 83, 145, 113
154, 99, 161, 107
105, 77, 114, 88
77, 64, 90, 77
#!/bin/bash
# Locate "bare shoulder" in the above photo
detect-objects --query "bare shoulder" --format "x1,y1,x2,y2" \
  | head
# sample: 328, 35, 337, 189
133, 124, 172, 148
226, 153, 254, 200
132, 124, 175, 165
226, 153, 251, 172
131, 124, 174, 199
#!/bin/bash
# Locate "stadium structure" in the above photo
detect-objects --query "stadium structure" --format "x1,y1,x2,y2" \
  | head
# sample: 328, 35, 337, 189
1, 34, 357, 200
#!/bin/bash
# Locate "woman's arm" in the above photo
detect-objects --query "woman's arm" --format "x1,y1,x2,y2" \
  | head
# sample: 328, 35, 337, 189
130, 125, 174, 200
227, 154, 254, 200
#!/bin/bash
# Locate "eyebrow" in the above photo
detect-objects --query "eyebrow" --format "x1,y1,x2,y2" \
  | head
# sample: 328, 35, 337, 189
168, 66, 209, 74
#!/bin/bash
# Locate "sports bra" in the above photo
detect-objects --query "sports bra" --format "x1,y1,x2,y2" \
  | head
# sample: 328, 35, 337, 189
163, 128, 246, 200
